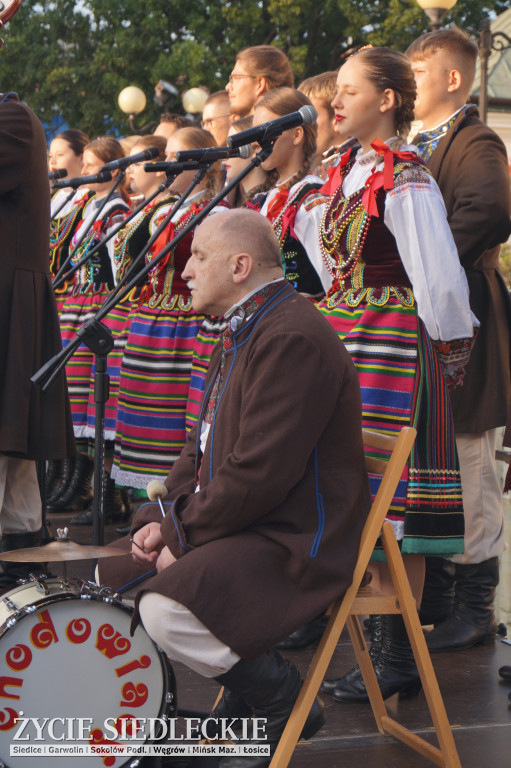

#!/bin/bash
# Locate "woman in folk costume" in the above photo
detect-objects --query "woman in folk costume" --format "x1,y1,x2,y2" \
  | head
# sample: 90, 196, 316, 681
49, 129, 93, 313
317, 48, 478, 702
225, 117, 274, 209
251, 88, 333, 299
46, 129, 90, 506
52, 137, 131, 520
111, 127, 228, 499
70, 135, 172, 526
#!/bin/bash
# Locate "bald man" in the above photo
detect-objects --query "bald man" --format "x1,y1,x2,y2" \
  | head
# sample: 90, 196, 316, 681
99, 210, 369, 767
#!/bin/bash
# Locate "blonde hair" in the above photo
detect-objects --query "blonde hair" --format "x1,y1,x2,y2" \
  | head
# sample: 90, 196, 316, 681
237, 45, 294, 90
255, 88, 317, 188
298, 71, 337, 119
131, 134, 167, 161
170, 126, 224, 197
406, 26, 478, 94
350, 48, 416, 139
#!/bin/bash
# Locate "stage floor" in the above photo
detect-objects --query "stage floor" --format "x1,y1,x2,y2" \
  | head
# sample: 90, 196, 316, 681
46, 507, 511, 768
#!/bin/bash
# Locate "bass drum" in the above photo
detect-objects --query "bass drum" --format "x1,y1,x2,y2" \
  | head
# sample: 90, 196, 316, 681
0, 577, 176, 767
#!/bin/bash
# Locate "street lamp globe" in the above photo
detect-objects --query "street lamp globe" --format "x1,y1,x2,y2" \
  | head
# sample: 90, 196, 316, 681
416, 0, 458, 30
118, 86, 147, 116
182, 87, 208, 115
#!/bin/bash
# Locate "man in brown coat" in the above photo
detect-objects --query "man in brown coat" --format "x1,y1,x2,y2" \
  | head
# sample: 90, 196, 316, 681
0, 91, 74, 585
99, 209, 370, 766
407, 28, 511, 652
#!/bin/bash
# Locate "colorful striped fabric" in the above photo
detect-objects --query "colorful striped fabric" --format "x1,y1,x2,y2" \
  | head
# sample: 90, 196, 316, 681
111, 302, 223, 489
60, 291, 132, 440
318, 295, 464, 556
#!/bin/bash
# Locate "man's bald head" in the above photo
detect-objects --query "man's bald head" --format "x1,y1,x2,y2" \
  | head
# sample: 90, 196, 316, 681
184, 210, 284, 316
199, 209, 282, 269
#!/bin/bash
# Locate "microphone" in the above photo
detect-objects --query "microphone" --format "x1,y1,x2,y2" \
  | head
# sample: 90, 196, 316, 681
227, 105, 317, 149
146, 480, 168, 518
143, 160, 202, 174
49, 168, 68, 181
52, 170, 113, 189
100, 146, 160, 172
175, 145, 253, 163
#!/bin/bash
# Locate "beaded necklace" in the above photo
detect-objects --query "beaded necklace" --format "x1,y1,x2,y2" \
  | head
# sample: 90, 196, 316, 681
112, 194, 174, 282
142, 193, 207, 309
319, 158, 370, 287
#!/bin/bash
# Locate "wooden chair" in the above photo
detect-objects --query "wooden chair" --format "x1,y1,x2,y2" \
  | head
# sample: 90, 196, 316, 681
270, 425, 462, 768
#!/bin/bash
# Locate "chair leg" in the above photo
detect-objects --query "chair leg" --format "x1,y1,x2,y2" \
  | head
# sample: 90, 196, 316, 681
381, 523, 462, 768
347, 615, 388, 733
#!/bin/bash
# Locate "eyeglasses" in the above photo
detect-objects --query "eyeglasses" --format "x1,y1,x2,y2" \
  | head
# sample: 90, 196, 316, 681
227, 74, 257, 84
201, 114, 231, 129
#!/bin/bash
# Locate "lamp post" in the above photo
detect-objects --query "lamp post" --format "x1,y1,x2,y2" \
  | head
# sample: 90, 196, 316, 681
476, 18, 511, 124
416, 0, 457, 31
118, 85, 147, 132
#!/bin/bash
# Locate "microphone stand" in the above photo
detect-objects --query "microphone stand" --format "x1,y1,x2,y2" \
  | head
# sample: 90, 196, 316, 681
52, 171, 126, 285
51, 187, 78, 220
32, 142, 275, 547
52, 174, 176, 291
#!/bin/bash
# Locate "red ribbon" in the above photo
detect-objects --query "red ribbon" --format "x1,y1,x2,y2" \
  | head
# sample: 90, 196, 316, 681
361, 140, 423, 218
320, 148, 353, 197
266, 188, 290, 222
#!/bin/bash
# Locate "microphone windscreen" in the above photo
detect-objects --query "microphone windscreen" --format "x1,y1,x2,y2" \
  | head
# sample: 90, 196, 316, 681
298, 104, 318, 126
147, 480, 168, 501
239, 144, 253, 160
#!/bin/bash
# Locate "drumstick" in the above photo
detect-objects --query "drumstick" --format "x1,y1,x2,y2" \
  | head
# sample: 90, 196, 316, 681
130, 537, 146, 554
146, 480, 168, 518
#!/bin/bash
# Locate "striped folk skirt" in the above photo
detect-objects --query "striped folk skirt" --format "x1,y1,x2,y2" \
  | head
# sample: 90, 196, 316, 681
318, 294, 464, 557
59, 290, 132, 441
111, 298, 224, 489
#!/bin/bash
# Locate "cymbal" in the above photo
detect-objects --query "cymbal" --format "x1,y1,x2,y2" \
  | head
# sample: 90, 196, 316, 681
0, 541, 128, 563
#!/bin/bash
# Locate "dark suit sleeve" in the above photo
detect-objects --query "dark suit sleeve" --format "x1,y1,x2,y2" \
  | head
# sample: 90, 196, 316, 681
159, 330, 343, 557
447, 127, 511, 269
0, 101, 32, 195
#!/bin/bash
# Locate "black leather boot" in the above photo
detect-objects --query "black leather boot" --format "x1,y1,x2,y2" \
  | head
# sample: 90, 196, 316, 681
331, 615, 421, 702
71, 472, 130, 525
425, 558, 499, 652
274, 614, 329, 651
47, 454, 93, 512
321, 614, 386, 695
46, 458, 75, 506
419, 557, 455, 626
214, 649, 325, 768
0, 530, 47, 593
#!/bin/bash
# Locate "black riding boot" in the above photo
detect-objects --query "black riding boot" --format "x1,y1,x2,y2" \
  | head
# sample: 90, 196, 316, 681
214, 649, 325, 768
71, 472, 130, 525
425, 557, 499, 652
321, 614, 386, 695
46, 457, 76, 506
419, 556, 455, 626
47, 454, 93, 512
0, 530, 47, 593
331, 615, 421, 702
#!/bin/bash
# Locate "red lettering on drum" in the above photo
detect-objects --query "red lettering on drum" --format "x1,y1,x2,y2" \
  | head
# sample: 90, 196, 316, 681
89, 726, 122, 768
5, 644, 32, 671
66, 618, 92, 644
119, 681, 148, 708
0, 676, 22, 700
96, 624, 131, 659
30, 609, 59, 649
0, 707, 18, 731
115, 655, 151, 678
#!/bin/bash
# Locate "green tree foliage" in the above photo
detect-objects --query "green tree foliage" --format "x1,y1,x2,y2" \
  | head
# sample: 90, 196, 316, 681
0, 0, 506, 137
